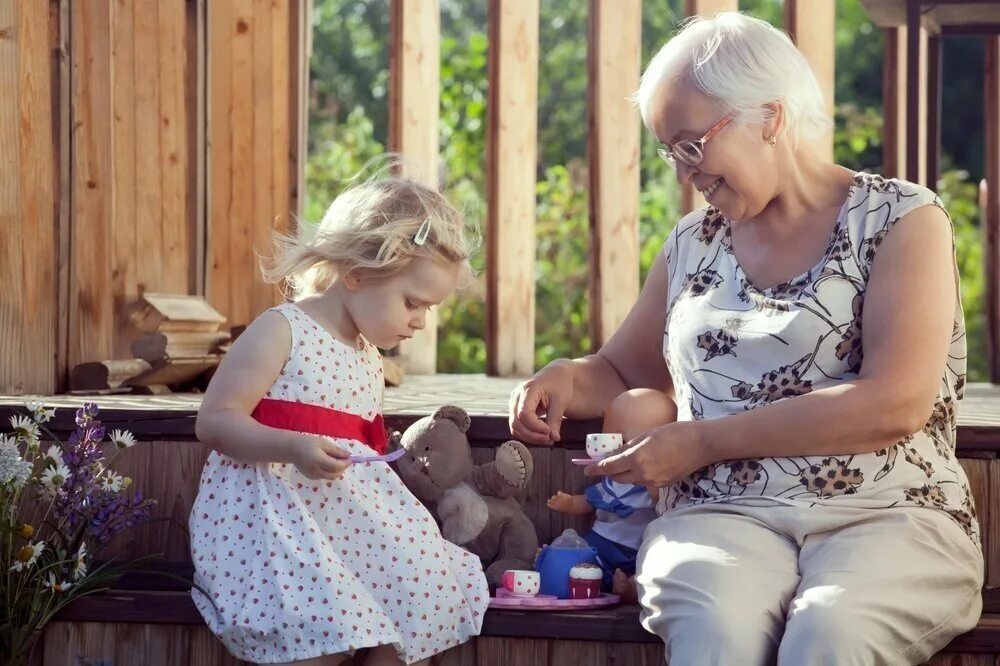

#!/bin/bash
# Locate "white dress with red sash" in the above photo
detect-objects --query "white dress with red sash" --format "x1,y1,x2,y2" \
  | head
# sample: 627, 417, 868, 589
189, 303, 488, 664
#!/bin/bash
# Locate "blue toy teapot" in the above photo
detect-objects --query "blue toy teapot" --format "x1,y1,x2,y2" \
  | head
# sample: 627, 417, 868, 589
534, 528, 599, 599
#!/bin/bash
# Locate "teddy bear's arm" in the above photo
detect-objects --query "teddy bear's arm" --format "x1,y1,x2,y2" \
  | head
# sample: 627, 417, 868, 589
469, 441, 533, 499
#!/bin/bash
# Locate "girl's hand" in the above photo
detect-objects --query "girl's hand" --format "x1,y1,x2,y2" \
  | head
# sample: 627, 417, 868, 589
586, 421, 708, 487
508, 361, 575, 444
291, 436, 352, 480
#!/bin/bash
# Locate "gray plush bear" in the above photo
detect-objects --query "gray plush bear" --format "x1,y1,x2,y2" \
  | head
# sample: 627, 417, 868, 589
392, 405, 539, 585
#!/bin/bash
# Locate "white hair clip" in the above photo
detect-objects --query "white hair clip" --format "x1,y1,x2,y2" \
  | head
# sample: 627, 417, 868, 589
413, 218, 432, 246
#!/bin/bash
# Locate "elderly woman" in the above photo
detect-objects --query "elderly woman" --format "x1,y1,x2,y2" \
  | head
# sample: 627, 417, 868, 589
509, 12, 983, 665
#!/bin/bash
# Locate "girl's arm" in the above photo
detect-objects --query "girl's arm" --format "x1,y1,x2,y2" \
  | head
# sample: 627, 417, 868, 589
196, 311, 347, 478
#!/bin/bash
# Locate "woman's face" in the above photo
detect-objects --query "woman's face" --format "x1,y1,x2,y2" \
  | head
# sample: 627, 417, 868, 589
648, 77, 778, 221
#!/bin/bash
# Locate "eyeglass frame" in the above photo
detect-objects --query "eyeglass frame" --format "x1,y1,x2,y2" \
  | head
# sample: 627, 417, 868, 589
656, 112, 736, 168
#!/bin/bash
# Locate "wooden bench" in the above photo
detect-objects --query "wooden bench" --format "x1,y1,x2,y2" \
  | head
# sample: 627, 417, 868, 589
7, 377, 1000, 665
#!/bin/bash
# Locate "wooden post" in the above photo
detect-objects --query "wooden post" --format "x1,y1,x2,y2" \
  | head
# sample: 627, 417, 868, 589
681, 0, 737, 214
904, 0, 930, 185
207, 0, 297, 327
587, 0, 641, 348
389, 0, 440, 374
783, 0, 835, 162
882, 27, 907, 178
985, 37, 1000, 383
486, 0, 539, 377
0, 0, 59, 394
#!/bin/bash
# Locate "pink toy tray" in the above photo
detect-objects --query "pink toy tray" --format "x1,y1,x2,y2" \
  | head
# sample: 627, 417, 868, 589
489, 588, 620, 610
570, 455, 605, 467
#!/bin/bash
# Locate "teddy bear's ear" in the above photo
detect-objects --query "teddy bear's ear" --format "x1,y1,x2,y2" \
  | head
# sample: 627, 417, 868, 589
432, 405, 471, 433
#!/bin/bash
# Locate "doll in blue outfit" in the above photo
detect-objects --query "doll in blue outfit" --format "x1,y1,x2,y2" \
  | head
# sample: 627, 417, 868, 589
547, 389, 677, 602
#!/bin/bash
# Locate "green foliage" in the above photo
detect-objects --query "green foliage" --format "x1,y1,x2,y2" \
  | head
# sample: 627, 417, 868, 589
305, 0, 988, 380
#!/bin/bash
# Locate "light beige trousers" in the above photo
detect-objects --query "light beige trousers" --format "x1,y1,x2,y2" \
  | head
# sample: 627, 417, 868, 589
635, 501, 983, 665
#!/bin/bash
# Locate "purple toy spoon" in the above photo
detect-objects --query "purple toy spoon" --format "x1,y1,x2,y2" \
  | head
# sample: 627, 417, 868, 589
349, 448, 407, 464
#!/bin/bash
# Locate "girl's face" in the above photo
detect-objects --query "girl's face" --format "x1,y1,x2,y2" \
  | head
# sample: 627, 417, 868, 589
344, 256, 461, 350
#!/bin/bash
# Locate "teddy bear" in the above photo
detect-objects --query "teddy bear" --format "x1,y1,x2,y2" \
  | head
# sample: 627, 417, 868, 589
392, 405, 539, 585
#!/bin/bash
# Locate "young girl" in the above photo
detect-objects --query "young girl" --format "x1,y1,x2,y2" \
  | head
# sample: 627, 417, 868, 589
547, 388, 675, 603
189, 176, 488, 665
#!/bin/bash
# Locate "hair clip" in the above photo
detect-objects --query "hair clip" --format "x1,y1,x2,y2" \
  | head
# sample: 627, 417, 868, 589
413, 218, 431, 246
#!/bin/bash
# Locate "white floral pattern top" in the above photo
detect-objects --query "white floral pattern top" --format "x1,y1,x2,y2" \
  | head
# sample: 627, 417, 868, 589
659, 173, 979, 544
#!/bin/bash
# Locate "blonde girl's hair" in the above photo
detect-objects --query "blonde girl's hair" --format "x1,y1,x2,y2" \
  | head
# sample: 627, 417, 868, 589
262, 173, 476, 299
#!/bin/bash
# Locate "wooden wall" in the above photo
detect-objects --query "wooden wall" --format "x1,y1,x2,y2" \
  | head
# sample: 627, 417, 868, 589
1, 0, 305, 395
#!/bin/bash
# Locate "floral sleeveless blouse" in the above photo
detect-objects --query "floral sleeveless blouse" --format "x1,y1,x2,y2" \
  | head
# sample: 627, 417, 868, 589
660, 173, 979, 544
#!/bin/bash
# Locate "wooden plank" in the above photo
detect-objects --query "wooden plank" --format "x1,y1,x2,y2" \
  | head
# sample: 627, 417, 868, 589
271, 0, 292, 308
19, 0, 57, 394
207, 0, 234, 323
0, 0, 22, 393
927, 34, 942, 187
111, 0, 138, 361
189, 0, 207, 296
783, 0, 835, 162
229, 0, 255, 328
432, 640, 477, 666
991, 459, 1000, 588
134, 0, 165, 298
129, 293, 227, 332
70, 0, 114, 371
250, 0, 274, 320
56, 0, 72, 394
928, 655, 996, 666
962, 458, 993, 584
587, 0, 641, 349
986, 37, 1000, 383
550, 639, 609, 666
475, 637, 549, 666
158, 0, 190, 295
486, 0, 539, 377
390, 0, 441, 374
681, 1, 737, 214
288, 0, 309, 221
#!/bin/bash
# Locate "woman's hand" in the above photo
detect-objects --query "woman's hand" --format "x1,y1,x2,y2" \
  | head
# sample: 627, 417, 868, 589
586, 421, 708, 487
508, 361, 575, 445
291, 435, 352, 480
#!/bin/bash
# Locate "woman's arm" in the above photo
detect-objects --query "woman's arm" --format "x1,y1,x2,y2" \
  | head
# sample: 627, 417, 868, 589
509, 251, 674, 443
593, 205, 957, 485
195, 312, 306, 464
699, 204, 955, 461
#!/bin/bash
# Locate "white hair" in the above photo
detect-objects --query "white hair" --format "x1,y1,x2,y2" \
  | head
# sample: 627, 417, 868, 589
634, 12, 831, 146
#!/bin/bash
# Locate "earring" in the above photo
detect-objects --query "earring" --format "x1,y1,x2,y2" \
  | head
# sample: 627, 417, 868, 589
767, 135, 777, 147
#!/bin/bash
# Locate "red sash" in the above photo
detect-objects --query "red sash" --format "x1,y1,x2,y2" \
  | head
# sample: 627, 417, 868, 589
251, 398, 388, 454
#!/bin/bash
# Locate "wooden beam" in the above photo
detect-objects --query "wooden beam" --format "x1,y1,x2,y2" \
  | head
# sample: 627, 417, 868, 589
389, 0, 441, 374
681, 0, 737, 214
905, 0, 930, 185
783, 0, 835, 162
927, 34, 942, 187
486, 0, 538, 377
986, 37, 1000, 383
587, 0, 641, 348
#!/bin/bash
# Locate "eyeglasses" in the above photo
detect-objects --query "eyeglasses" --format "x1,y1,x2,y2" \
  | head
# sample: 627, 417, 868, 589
656, 112, 735, 168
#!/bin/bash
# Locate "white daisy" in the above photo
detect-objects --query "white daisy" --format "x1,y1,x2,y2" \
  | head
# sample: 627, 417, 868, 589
73, 542, 88, 580
9, 415, 39, 444
25, 400, 55, 424
10, 540, 45, 572
109, 429, 137, 449
100, 471, 124, 493
42, 445, 65, 469
0, 436, 32, 489
40, 463, 71, 497
45, 572, 72, 593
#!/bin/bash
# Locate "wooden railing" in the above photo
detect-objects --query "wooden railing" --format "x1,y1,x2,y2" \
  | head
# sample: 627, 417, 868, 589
3, 1, 998, 394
